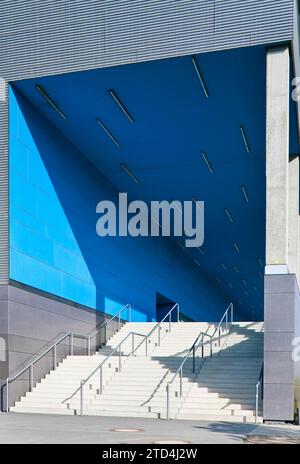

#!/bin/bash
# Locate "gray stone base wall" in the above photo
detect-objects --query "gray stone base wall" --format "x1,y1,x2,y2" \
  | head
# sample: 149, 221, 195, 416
264, 274, 300, 421
0, 281, 121, 410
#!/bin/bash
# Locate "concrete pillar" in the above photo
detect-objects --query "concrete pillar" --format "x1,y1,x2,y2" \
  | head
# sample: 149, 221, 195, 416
298, 215, 300, 285
264, 45, 296, 422
288, 155, 299, 278
266, 45, 290, 272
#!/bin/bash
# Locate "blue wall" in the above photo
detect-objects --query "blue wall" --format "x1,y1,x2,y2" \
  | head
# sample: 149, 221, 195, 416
9, 86, 232, 322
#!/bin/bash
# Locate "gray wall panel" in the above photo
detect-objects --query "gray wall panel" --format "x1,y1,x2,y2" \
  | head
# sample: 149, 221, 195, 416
264, 274, 299, 421
0, 283, 122, 410
0, 0, 294, 82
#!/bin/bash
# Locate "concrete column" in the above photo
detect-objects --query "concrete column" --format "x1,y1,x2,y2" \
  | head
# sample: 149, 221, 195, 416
264, 46, 296, 422
288, 155, 299, 278
266, 45, 290, 271
298, 216, 300, 284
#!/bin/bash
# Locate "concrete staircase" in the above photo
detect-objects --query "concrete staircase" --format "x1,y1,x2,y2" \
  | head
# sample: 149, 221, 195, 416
74, 322, 213, 417
9, 322, 165, 415
174, 322, 264, 423
10, 321, 264, 423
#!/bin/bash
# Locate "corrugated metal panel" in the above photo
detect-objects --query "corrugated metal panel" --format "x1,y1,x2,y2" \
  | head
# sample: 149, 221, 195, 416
0, 0, 295, 283
0, 0, 294, 81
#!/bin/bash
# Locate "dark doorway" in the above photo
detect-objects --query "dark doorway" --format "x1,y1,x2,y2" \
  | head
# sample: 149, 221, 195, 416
156, 292, 177, 322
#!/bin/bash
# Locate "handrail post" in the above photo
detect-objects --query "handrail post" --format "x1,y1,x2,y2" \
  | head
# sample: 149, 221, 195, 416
30, 364, 34, 392
6, 379, 9, 413
158, 324, 161, 346
192, 345, 195, 373
169, 312, 171, 333
179, 367, 183, 396
54, 345, 57, 370
132, 332, 134, 355
119, 345, 121, 372
129, 304, 132, 322
201, 333, 204, 358
100, 366, 103, 395
88, 337, 91, 356
231, 304, 233, 324
225, 311, 228, 332
166, 384, 170, 420
145, 337, 148, 356
118, 313, 120, 331
218, 327, 221, 347
255, 383, 259, 424
70, 332, 74, 356
80, 380, 84, 416
177, 304, 180, 322
210, 339, 212, 357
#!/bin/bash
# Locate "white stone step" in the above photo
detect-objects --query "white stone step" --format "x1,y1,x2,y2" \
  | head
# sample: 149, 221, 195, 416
176, 413, 256, 423
10, 406, 74, 415
11, 320, 264, 423
83, 409, 158, 418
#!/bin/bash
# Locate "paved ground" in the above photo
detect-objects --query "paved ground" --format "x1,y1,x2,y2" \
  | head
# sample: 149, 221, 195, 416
0, 413, 299, 444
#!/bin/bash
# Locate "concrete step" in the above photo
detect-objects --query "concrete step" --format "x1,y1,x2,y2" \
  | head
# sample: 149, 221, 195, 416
83, 409, 158, 418
175, 413, 256, 423
10, 406, 74, 415
10, 320, 264, 420
177, 402, 256, 411
178, 407, 255, 417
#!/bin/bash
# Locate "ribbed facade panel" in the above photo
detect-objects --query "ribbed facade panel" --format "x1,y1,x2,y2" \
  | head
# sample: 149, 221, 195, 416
0, 0, 295, 282
0, 0, 294, 81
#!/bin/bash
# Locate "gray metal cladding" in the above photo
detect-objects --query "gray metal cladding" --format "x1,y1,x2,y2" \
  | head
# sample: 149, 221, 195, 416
0, 0, 295, 81
0, 0, 296, 283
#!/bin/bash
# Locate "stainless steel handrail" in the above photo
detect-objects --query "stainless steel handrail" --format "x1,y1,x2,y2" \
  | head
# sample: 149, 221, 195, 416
2, 303, 131, 412
2, 330, 89, 412
211, 303, 234, 347
132, 303, 180, 355
62, 331, 147, 415
62, 303, 180, 415
255, 363, 264, 423
166, 331, 213, 418
87, 303, 131, 355
166, 303, 234, 419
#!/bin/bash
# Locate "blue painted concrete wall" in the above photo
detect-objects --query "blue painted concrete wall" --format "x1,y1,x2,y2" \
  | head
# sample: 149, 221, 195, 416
9, 86, 232, 322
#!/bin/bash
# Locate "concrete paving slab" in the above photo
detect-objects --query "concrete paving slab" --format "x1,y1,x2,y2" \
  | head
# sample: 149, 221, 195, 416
0, 413, 299, 444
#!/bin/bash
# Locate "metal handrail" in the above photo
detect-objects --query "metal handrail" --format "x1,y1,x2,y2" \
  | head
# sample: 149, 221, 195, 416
171, 333, 213, 382
62, 303, 179, 415
166, 303, 233, 419
211, 302, 234, 347
62, 331, 147, 415
2, 330, 89, 412
87, 303, 131, 355
166, 331, 213, 416
132, 303, 180, 355
166, 332, 212, 419
255, 363, 264, 423
2, 303, 132, 412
